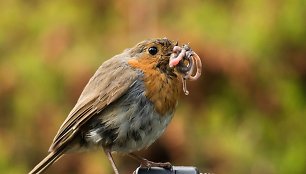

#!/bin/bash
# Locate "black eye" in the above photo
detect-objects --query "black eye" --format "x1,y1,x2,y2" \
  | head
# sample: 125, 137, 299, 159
148, 46, 158, 55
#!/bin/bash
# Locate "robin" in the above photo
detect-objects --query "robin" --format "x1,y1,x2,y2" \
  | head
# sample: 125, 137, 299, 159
29, 38, 202, 174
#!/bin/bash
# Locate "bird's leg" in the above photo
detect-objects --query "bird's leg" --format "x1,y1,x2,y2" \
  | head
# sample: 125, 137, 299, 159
128, 153, 172, 169
104, 149, 120, 174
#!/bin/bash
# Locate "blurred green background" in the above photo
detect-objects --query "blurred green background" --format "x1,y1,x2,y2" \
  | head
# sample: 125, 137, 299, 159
0, 0, 305, 173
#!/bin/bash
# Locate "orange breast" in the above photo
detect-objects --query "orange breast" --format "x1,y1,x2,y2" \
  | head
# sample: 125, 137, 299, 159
128, 57, 181, 116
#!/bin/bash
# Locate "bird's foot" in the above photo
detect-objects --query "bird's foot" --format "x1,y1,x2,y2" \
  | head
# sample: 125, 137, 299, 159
128, 153, 172, 170
140, 159, 172, 170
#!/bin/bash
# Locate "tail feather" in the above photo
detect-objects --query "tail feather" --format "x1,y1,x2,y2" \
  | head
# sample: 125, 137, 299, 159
29, 147, 66, 174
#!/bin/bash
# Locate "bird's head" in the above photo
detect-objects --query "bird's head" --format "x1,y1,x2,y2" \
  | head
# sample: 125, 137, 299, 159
128, 38, 179, 77
127, 38, 202, 96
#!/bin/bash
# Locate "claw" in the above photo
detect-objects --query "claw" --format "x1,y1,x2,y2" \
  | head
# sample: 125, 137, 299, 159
128, 153, 173, 171
140, 159, 172, 170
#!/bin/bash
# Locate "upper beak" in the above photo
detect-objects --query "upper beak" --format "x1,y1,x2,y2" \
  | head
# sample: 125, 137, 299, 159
174, 41, 178, 46
166, 52, 172, 57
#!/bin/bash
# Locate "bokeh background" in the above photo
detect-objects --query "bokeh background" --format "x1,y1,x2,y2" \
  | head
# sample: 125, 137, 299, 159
1, 0, 305, 173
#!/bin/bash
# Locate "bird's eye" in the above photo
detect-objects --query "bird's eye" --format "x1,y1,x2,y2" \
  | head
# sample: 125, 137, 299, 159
148, 46, 158, 55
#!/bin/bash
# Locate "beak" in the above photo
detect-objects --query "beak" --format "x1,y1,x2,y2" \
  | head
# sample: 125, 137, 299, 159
166, 52, 172, 56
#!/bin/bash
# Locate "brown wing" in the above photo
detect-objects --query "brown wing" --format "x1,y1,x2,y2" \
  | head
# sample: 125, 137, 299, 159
49, 55, 139, 151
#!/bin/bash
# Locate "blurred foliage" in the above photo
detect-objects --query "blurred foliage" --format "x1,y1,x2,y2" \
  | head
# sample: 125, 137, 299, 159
0, 0, 305, 173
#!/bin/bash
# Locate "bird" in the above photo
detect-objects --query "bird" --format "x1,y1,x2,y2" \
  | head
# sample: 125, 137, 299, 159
29, 38, 202, 174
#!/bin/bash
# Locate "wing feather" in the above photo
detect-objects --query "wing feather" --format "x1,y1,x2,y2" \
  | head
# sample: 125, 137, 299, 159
49, 55, 139, 151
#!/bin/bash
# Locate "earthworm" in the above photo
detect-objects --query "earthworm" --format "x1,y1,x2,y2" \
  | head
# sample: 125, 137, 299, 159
169, 46, 186, 68
185, 51, 202, 81
170, 44, 202, 95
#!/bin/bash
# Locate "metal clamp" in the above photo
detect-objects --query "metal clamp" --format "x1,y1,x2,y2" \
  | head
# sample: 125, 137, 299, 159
133, 166, 200, 174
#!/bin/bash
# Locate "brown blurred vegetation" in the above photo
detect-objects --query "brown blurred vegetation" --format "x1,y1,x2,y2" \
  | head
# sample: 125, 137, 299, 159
0, 0, 305, 174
